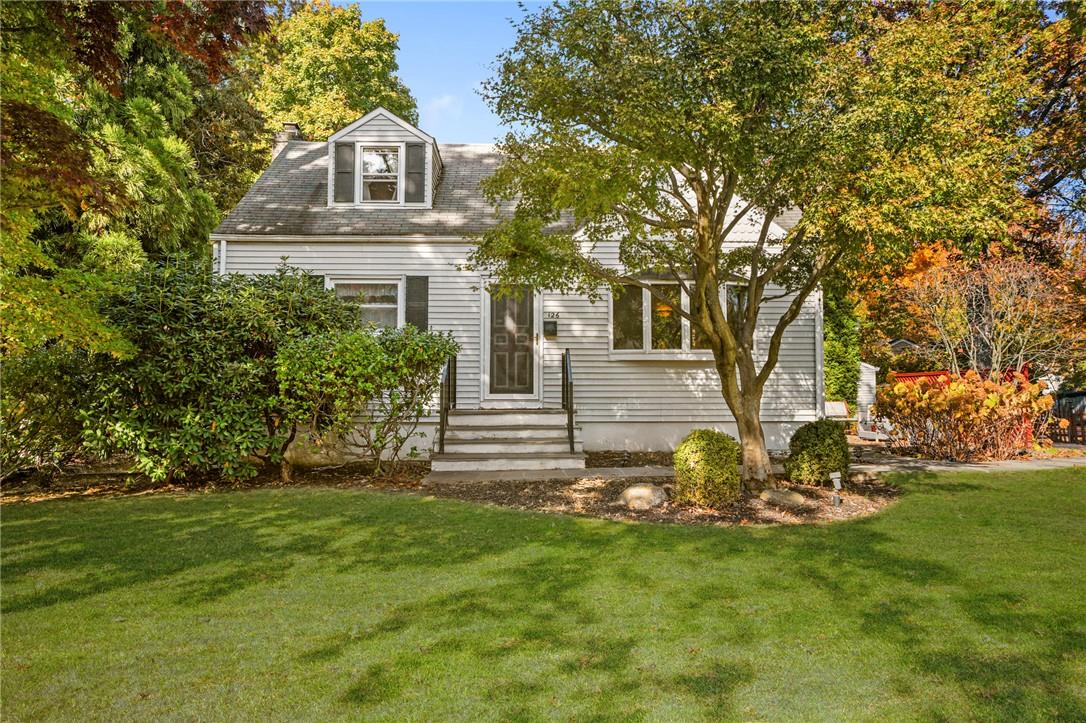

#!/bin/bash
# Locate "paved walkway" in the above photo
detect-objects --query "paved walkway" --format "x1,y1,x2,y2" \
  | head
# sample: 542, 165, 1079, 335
849, 453, 1086, 480
424, 454, 1086, 485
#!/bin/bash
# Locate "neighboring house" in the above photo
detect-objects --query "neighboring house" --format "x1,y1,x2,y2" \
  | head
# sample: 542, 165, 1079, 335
889, 338, 920, 355
856, 362, 883, 441
212, 109, 825, 472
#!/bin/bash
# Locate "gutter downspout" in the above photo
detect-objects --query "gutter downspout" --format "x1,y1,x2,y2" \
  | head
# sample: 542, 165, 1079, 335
218, 238, 227, 275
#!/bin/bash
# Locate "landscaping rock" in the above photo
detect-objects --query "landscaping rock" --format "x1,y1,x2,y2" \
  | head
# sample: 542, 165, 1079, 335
285, 431, 349, 469
618, 483, 668, 510
759, 488, 806, 509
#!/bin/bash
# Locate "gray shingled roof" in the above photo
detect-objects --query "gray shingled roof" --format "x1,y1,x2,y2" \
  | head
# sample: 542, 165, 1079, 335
214, 140, 801, 238
213, 142, 511, 237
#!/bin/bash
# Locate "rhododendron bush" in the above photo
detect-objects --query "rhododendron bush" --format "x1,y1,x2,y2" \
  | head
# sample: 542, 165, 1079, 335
876, 372, 1053, 461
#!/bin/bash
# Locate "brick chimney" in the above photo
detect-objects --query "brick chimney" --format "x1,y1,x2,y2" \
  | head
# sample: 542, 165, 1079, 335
272, 122, 302, 158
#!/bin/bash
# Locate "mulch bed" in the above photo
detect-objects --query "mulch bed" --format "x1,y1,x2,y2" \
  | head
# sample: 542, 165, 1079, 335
409, 475, 897, 526
1, 460, 898, 527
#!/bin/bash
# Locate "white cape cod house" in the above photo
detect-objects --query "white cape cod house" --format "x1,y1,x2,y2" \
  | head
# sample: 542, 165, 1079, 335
211, 109, 825, 472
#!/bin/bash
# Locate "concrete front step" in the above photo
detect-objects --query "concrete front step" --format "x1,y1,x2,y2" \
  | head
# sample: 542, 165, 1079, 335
445, 424, 581, 441
437, 409, 583, 471
448, 409, 570, 428
442, 437, 582, 455
430, 451, 586, 472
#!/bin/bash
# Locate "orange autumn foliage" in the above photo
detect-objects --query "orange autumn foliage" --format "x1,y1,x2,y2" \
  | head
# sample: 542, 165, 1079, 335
876, 371, 1053, 461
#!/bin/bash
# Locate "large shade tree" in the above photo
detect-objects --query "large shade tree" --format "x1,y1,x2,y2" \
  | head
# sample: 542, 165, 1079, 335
1, 0, 267, 355
253, 0, 418, 140
470, 0, 1035, 485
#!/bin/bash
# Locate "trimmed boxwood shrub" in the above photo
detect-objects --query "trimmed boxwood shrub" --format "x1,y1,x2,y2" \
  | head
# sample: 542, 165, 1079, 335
673, 429, 741, 508
784, 420, 849, 484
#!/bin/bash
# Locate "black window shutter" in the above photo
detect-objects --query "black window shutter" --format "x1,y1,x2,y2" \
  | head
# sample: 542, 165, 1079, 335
334, 143, 355, 202
405, 276, 429, 329
405, 143, 426, 203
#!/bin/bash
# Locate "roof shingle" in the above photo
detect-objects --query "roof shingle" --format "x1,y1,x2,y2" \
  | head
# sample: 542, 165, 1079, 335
213, 142, 512, 237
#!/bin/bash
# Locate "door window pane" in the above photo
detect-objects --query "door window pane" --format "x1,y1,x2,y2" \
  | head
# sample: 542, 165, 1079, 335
612, 284, 644, 350
650, 284, 682, 350
335, 282, 399, 328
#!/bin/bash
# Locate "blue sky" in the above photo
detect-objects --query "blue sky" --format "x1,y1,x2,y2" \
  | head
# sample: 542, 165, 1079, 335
359, 1, 538, 144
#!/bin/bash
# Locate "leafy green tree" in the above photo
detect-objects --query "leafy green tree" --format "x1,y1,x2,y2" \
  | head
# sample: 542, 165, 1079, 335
253, 0, 417, 140
823, 276, 861, 405
181, 54, 271, 216
471, 1, 1034, 486
82, 261, 359, 483
1, 0, 266, 355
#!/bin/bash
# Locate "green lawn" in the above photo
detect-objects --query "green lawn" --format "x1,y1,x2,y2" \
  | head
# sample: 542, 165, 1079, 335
2, 469, 1085, 721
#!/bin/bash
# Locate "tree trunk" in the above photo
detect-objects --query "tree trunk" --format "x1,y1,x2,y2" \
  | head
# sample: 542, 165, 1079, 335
278, 424, 297, 485
715, 350, 775, 491
733, 394, 773, 490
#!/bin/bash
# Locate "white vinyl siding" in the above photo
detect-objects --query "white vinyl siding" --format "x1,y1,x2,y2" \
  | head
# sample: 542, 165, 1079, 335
222, 241, 481, 410
219, 238, 820, 427
540, 293, 819, 424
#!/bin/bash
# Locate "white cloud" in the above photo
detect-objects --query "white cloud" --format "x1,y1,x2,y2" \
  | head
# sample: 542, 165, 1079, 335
423, 94, 464, 121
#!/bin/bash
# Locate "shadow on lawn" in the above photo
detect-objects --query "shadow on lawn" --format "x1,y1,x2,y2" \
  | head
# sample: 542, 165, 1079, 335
2, 472, 1084, 719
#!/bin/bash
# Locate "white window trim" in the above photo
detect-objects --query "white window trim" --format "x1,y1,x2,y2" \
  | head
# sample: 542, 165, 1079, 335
327, 140, 431, 209
325, 276, 406, 328
608, 281, 746, 360
358, 142, 404, 206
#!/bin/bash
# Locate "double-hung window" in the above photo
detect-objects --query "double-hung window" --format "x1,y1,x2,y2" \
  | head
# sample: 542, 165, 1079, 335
361, 147, 399, 202
330, 142, 428, 206
330, 279, 403, 328
611, 282, 746, 356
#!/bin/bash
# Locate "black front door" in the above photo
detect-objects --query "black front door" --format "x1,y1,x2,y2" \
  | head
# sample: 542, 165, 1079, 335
489, 288, 534, 394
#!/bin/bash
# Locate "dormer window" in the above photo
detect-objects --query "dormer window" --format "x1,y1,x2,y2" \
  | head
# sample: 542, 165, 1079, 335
327, 107, 440, 208
361, 147, 399, 202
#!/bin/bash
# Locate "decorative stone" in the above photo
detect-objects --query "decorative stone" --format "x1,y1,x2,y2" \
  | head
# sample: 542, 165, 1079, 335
618, 483, 668, 510
759, 488, 806, 509
285, 431, 349, 469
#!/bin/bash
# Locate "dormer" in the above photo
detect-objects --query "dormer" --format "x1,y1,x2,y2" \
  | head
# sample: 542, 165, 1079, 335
326, 107, 442, 209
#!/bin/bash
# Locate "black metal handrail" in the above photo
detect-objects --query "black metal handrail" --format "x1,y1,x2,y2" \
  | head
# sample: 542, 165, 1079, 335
561, 347, 575, 453
438, 354, 457, 453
